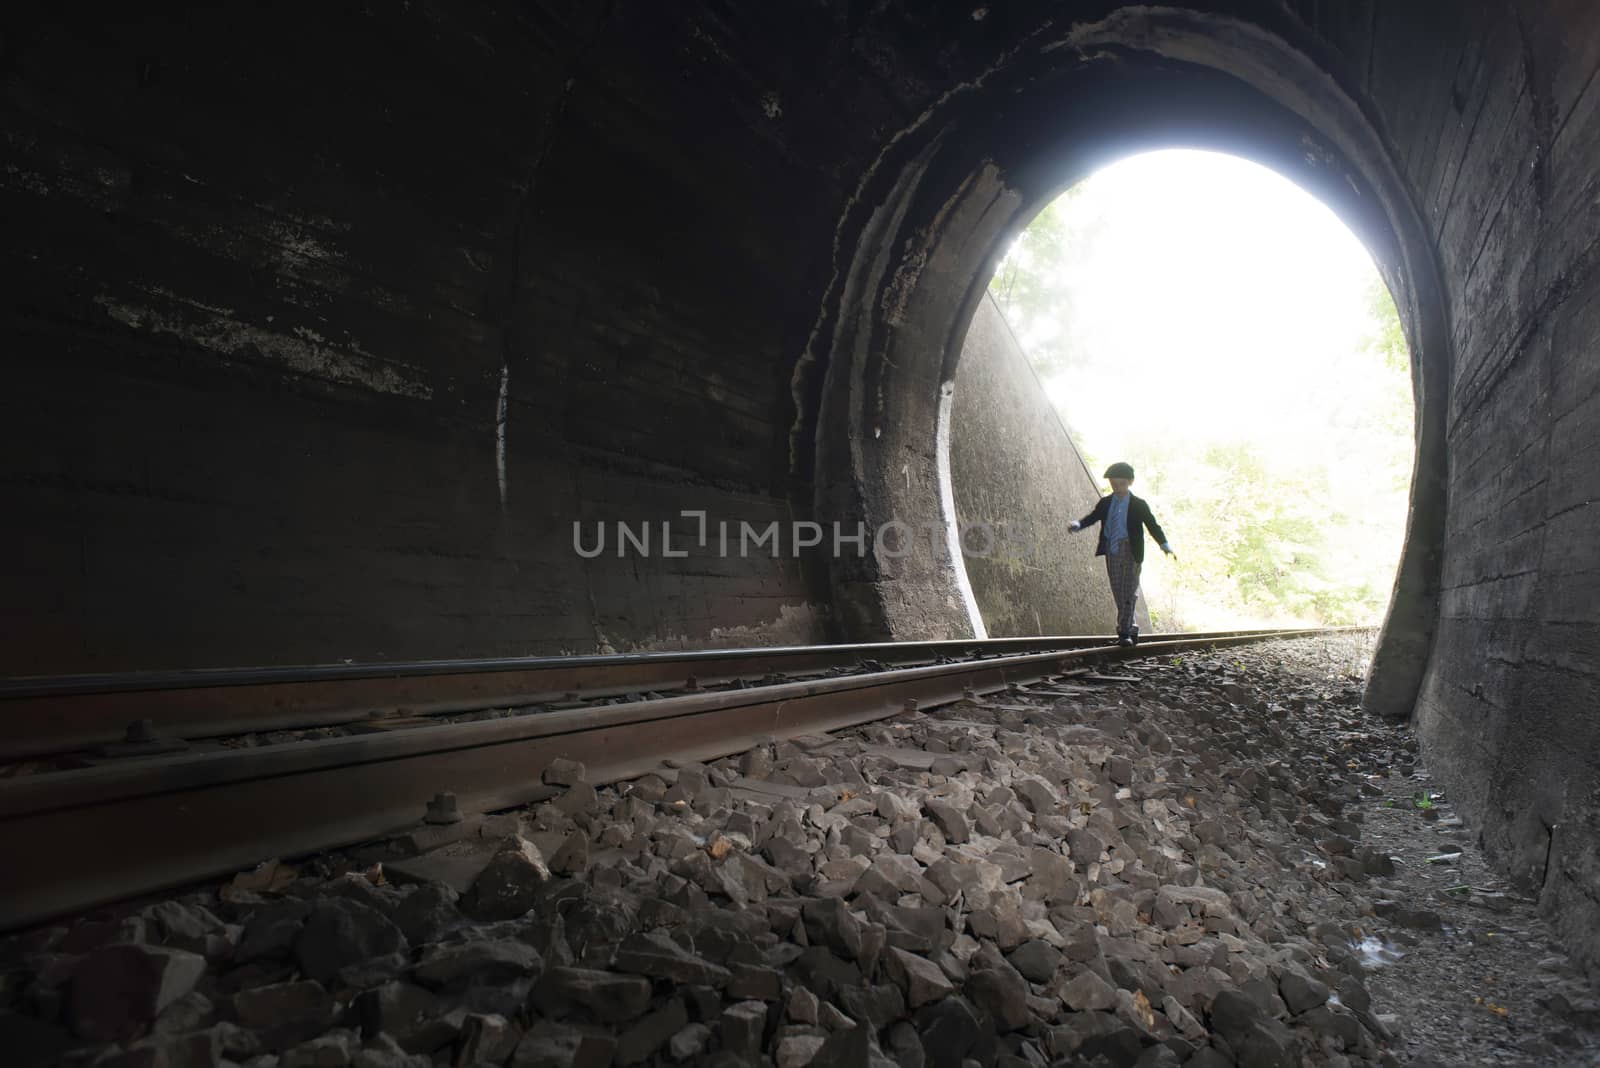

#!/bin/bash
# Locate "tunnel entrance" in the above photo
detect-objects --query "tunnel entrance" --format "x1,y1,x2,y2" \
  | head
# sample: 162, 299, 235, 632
949, 149, 1416, 639
801, 18, 1450, 724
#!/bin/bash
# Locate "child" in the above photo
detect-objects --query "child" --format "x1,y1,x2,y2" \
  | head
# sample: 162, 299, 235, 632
1068, 462, 1175, 646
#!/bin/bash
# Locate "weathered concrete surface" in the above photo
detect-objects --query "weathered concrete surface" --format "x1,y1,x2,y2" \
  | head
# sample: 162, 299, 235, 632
1, 5, 834, 671
3, 1, 1600, 970
950, 295, 1138, 636
1386, 1, 1600, 979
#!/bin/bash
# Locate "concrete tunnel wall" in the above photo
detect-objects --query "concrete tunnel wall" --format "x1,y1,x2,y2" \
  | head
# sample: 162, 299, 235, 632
2, 4, 838, 670
950, 294, 1141, 638
3, 3, 1600, 967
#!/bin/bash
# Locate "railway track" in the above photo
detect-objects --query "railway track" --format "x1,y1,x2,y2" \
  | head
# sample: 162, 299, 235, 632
0, 629, 1341, 763
0, 627, 1360, 930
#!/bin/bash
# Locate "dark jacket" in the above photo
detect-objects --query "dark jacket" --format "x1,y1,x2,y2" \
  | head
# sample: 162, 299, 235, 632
1076, 493, 1168, 564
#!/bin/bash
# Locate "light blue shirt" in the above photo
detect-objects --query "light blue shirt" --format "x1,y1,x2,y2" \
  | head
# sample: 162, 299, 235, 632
1105, 494, 1130, 554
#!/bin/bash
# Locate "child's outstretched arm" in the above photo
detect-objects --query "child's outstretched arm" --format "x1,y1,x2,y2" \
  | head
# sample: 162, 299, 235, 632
1067, 500, 1104, 533
1143, 504, 1176, 557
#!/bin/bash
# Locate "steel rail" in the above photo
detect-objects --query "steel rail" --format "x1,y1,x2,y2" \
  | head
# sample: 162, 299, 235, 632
0, 628, 1355, 762
0, 628, 1352, 929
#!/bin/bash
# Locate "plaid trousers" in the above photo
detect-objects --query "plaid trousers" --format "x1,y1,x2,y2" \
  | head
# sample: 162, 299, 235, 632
1105, 546, 1141, 636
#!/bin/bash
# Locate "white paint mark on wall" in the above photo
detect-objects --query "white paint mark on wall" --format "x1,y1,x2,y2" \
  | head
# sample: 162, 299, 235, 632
496, 362, 510, 511
936, 380, 989, 639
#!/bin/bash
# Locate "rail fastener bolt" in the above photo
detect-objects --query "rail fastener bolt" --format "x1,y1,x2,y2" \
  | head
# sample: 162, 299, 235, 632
98, 719, 188, 758
424, 792, 463, 826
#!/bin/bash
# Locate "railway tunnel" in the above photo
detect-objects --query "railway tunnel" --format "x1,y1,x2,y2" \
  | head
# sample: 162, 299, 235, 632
4, 1, 1600, 1062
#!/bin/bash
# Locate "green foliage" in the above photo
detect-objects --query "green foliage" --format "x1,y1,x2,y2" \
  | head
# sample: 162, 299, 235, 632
1128, 439, 1392, 627
1364, 277, 1409, 375
989, 189, 1101, 376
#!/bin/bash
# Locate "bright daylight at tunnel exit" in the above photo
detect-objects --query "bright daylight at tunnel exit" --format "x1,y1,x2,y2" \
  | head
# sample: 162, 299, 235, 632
955, 149, 1415, 637
5, 6, 1600, 1068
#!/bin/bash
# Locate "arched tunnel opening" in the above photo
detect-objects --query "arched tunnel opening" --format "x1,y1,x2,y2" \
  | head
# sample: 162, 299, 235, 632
801, 35, 1447, 727
4, 4, 1600, 1063
948, 148, 1416, 642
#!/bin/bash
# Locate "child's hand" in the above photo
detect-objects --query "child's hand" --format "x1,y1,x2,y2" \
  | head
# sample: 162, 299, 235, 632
1068, 521, 1081, 532
1161, 542, 1176, 558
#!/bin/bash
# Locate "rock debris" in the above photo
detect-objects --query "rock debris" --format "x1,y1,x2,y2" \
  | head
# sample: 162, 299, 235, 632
3, 635, 1597, 1067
